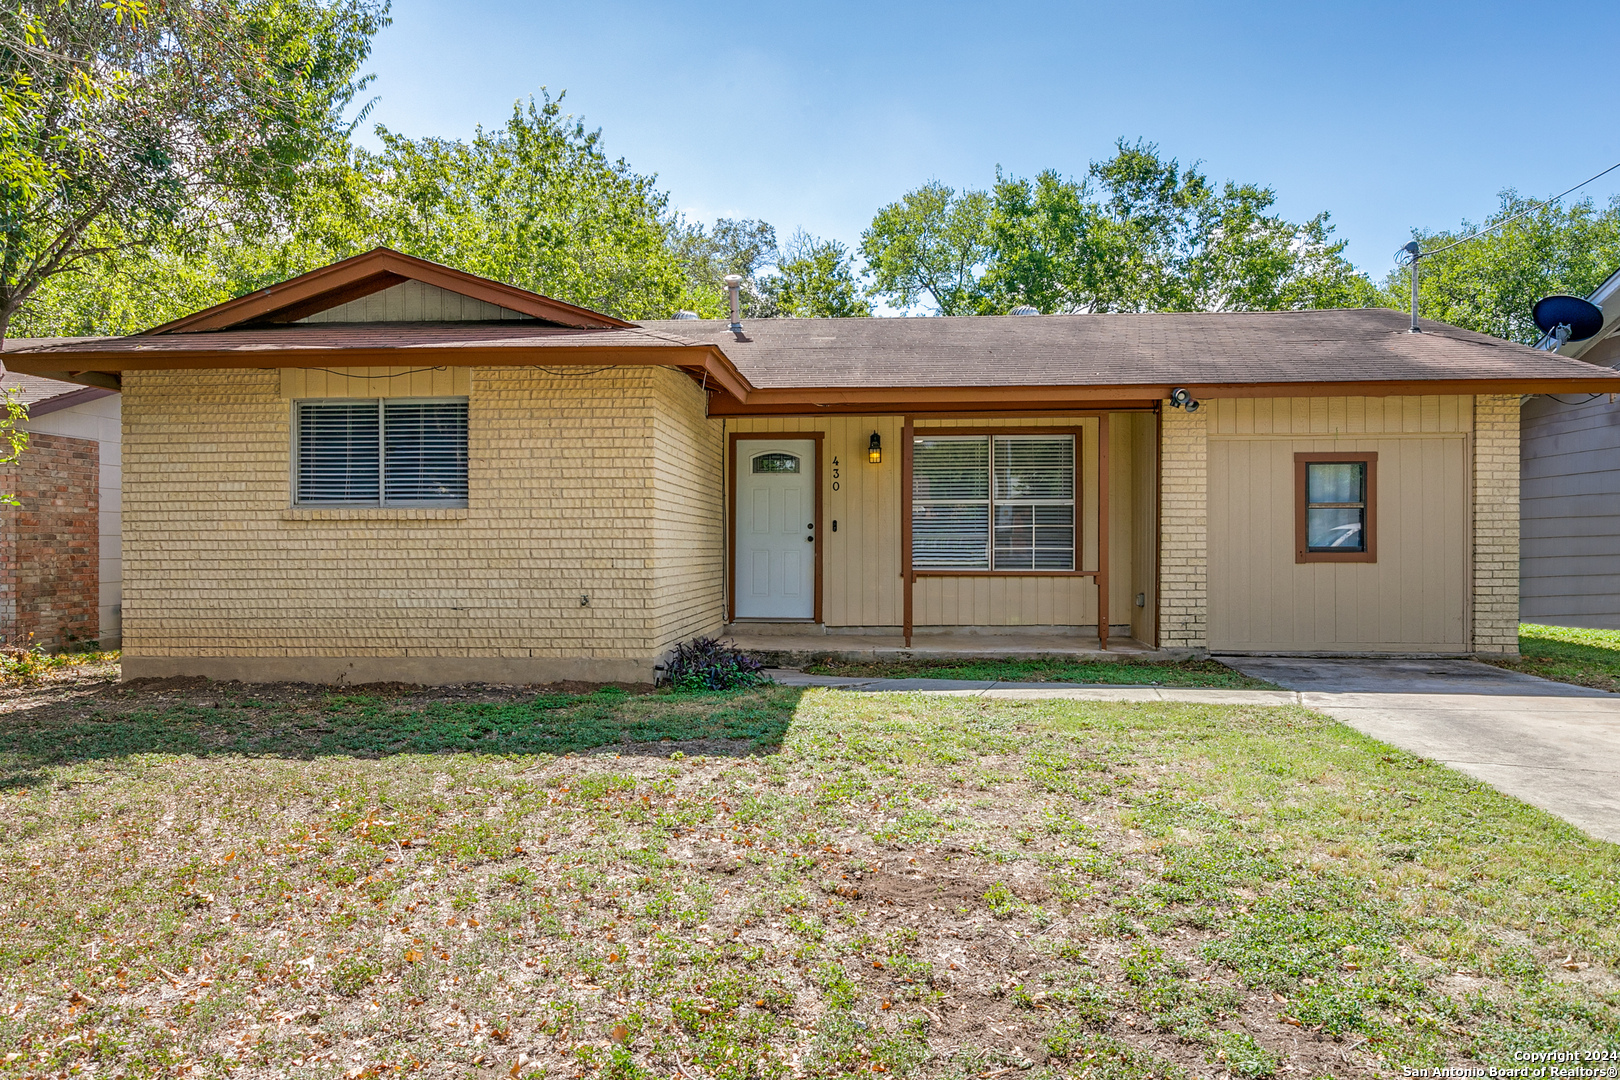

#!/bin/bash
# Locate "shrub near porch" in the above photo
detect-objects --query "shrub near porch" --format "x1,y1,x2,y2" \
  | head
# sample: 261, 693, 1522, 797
0, 679, 1615, 1077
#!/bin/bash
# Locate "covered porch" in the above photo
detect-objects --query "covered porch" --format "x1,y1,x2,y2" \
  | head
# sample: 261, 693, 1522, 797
722, 410, 1162, 651
722, 625, 1185, 668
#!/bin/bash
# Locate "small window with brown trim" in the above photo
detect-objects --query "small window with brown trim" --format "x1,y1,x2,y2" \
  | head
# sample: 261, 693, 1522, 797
1295, 452, 1377, 563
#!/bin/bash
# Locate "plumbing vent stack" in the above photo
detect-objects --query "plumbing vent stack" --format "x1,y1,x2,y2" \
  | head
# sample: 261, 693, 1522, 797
724, 274, 744, 333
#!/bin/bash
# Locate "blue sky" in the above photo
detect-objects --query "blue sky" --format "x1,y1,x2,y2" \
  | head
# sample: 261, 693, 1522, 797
357, 0, 1620, 284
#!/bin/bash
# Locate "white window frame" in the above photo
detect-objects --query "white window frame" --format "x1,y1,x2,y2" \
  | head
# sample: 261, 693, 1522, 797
292, 396, 469, 508
912, 433, 1077, 572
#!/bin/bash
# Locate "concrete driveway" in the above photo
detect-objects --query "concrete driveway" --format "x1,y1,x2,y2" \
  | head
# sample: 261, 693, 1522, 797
1218, 657, 1620, 845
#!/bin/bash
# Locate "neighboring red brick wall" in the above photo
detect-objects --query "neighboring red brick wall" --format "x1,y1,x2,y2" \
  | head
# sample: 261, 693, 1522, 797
0, 431, 99, 649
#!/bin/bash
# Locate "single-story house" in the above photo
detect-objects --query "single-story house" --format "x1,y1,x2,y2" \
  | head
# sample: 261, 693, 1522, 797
0, 365, 122, 649
1520, 266, 1620, 628
6, 248, 1617, 683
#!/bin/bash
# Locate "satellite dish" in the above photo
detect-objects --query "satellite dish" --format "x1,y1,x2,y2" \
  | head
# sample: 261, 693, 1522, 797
1533, 294, 1605, 346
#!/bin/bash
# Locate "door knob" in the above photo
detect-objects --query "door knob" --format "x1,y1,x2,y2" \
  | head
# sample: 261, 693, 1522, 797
806, 536, 814, 542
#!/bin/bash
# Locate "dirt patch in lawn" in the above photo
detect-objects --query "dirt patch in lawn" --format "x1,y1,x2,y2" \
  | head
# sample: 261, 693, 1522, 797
0, 671, 1614, 1078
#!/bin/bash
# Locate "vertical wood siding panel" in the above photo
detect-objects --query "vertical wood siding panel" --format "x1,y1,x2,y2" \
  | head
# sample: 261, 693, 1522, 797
1209, 396, 1468, 651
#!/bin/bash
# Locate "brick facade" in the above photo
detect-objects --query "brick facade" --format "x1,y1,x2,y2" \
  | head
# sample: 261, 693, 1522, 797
1472, 394, 1521, 656
0, 431, 100, 649
120, 366, 723, 684
1158, 402, 1208, 649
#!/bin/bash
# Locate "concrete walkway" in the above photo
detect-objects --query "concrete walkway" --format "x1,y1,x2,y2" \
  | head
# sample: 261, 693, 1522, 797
770, 658, 1620, 845
1219, 658, 1620, 845
764, 669, 1297, 705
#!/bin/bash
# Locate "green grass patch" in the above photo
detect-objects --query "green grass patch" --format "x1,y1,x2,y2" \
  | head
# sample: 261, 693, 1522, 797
0, 677, 1613, 1076
801, 654, 1278, 687
0, 686, 796, 786
1481, 623, 1620, 692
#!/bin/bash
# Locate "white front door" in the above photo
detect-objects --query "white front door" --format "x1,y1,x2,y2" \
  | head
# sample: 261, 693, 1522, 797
734, 439, 816, 619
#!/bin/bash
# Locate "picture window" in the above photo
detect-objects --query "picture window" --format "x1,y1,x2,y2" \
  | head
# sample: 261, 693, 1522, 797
912, 434, 1075, 571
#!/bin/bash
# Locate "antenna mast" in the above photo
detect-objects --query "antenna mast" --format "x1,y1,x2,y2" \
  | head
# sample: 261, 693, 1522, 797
1401, 241, 1421, 333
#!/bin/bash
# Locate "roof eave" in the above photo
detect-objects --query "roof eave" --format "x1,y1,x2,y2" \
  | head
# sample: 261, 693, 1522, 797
711, 376, 1620, 416
2, 341, 753, 404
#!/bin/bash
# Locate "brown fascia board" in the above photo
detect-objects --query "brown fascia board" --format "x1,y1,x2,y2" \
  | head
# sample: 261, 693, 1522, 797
709, 375, 1620, 415
25, 385, 118, 415
2, 343, 753, 404
145, 248, 636, 333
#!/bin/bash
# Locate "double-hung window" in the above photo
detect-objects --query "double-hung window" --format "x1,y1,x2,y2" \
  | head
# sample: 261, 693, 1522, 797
295, 398, 469, 506
913, 434, 1076, 571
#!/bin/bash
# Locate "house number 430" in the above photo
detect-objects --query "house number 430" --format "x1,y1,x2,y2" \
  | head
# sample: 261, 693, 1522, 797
831, 456, 840, 491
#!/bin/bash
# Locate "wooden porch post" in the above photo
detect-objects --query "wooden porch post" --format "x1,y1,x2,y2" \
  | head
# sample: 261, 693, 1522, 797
1098, 413, 1110, 651
902, 414, 914, 648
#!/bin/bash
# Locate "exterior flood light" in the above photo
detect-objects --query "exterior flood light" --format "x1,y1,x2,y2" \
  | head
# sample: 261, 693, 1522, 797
868, 432, 882, 464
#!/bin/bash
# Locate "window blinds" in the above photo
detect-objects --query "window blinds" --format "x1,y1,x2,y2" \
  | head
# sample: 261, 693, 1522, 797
912, 434, 1075, 571
913, 438, 990, 568
296, 401, 380, 504
383, 401, 469, 503
296, 399, 468, 506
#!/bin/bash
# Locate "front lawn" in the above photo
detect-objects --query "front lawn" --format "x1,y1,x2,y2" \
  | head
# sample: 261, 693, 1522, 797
0, 675, 1614, 1078
801, 656, 1277, 689
1481, 623, 1620, 693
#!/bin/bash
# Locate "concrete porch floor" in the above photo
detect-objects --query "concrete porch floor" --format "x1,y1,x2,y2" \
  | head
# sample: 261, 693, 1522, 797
723, 629, 1186, 666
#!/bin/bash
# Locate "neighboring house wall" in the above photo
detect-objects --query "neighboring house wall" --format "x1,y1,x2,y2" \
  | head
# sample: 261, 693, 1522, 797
120, 365, 724, 684
16, 393, 122, 645
0, 431, 99, 648
726, 413, 1142, 636
1519, 393, 1620, 628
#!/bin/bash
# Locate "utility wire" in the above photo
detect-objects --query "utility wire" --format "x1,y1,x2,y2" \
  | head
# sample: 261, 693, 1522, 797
1412, 158, 1620, 260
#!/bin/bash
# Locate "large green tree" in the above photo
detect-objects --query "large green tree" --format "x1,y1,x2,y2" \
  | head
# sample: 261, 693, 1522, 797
9, 90, 734, 493
670, 216, 778, 318
1388, 192, 1620, 345
862, 141, 1380, 316
859, 181, 991, 315
0, 0, 389, 339
762, 231, 869, 318
17, 94, 737, 333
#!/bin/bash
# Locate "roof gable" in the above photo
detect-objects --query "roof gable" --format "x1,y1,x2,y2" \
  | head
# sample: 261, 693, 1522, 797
146, 247, 633, 333
296, 280, 537, 324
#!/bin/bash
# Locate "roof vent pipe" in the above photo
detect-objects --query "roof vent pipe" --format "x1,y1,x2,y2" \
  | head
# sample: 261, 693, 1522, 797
724, 274, 744, 333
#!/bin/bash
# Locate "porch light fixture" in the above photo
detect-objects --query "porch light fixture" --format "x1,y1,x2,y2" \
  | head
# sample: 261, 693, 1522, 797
868, 431, 882, 464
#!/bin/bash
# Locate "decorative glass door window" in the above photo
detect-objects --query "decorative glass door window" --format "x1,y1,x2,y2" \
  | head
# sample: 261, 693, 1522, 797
913, 434, 1075, 571
1295, 453, 1377, 563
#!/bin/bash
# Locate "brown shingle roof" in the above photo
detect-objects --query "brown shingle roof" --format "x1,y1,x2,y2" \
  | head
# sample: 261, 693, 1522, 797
1, 371, 88, 406
636, 308, 1619, 390
6, 307, 1619, 407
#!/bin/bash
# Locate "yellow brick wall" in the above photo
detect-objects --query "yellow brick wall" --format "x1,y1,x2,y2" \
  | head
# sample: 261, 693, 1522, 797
1158, 403, 1207, 649
1472, 394, 1521, 656
650, 368, 726, 651
121, 366, 725, 684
